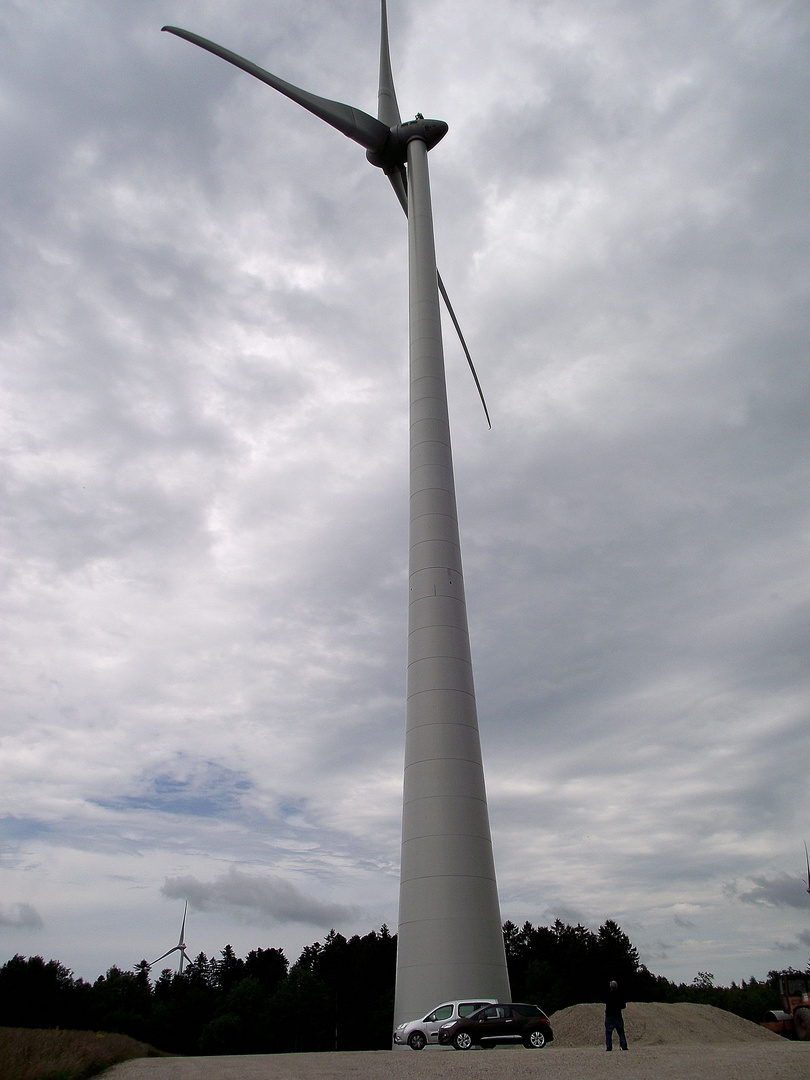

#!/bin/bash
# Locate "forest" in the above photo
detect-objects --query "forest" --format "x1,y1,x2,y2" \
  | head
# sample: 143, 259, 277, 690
0, 919, 793, 1055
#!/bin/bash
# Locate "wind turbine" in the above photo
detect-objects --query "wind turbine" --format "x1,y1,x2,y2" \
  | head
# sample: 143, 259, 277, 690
151, 901, 191, 974
162, 0, 511, 1026
804, 842, 810, 894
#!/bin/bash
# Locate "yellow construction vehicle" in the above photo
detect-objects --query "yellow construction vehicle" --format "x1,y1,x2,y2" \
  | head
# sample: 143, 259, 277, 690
761, 973, 810, 1040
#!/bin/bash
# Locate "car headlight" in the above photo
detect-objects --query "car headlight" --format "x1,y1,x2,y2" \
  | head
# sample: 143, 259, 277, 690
440, 1022, 454, 1031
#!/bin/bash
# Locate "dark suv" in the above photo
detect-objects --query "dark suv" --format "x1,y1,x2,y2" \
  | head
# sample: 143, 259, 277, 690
437, 1002, 554, 1049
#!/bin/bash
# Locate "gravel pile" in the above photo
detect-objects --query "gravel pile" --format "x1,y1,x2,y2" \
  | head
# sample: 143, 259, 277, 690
549, 1001, 781, 1047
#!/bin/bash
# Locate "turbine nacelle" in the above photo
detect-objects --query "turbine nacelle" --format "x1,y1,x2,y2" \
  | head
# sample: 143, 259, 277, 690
367, 116, 448, 173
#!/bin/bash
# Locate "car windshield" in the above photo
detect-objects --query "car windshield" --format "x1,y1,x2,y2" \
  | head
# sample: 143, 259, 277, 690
425, 1004, 453, 1022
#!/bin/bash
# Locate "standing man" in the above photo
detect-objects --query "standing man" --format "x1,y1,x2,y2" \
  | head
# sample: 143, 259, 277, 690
605, 980, 628, 1051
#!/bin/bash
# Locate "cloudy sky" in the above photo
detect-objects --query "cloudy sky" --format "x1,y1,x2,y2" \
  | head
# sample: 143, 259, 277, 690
2, 0, 808, 991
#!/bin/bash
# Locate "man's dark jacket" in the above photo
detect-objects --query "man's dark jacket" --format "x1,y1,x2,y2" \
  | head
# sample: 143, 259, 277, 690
605, 988, 626, 1017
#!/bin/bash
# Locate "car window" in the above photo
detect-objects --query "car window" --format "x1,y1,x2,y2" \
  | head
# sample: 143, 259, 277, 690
480, 1006, 505, 1019
426, 1005, 453, 1022
459, 1000, 494, 1017
512, 1004, 543, 1017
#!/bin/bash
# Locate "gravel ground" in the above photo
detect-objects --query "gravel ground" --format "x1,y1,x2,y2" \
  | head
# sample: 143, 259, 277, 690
101, 1003, 809, 1080
101, 1043, 809, 1080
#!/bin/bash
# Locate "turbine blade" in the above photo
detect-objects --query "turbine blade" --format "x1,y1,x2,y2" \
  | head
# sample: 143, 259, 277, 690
162, 27, 390, 154
377, 0, 401, 127
386, 170, 491, 427
805, 841, 810, 892
151, 946, 178, 965
437, 273, 492, 429
178, 900, 188, 946
164, 22, 489, 427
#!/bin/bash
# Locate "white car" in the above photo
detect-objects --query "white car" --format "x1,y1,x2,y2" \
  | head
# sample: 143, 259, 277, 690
393, 998, 498, 1050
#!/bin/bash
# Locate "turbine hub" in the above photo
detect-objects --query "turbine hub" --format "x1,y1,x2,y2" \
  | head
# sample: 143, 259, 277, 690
366, 116, 448, 172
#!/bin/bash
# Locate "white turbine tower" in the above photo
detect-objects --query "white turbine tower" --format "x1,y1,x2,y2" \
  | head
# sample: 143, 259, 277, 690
162, 0, 511, 1026
152, 901, 191, 974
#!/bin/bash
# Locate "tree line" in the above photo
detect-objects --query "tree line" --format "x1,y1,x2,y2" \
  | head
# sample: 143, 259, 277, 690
0, 919, 789, 1054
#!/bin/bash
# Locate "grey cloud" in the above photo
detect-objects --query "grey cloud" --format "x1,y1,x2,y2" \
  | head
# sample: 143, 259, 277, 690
673, 915, 695, 929
774, 930, 810, 955
0, 903, 44, 929
640, 940, 673, 964
736, 874, 810, 910
162, 867, 361, 928
1, 0, 808, 989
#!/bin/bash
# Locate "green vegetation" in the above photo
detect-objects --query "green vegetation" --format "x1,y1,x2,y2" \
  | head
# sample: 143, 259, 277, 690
0, 920, 797, 1056
0, 928, 395, 1055
0, 1027, 165, 1080
503, 918, 786, 1023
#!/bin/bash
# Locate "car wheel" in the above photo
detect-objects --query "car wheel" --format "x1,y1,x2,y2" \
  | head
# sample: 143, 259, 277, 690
408, 1031, 427, 1051
453, 1031, 473, 1051
524, 1029, 546, 1049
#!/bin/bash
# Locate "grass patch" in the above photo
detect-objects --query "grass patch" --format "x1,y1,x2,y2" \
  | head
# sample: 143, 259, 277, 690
0, 1027, 168, 1080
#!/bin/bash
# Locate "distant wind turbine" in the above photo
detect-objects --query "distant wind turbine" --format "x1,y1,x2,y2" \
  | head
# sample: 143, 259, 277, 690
152, 901, 191, 974
162, 0, 510, 1026
804, 842, 810, 894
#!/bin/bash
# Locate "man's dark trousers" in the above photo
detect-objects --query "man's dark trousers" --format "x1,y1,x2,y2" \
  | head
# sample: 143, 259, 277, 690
605, 1014, 628, 1050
